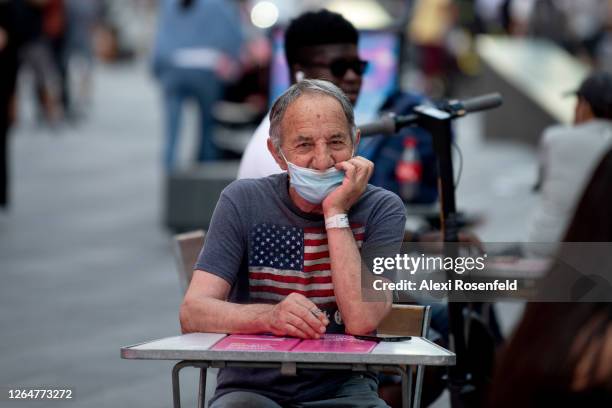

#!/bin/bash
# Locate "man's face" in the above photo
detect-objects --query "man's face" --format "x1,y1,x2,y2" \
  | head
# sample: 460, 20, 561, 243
270, 93, 355, 171
295, 44, 364, 105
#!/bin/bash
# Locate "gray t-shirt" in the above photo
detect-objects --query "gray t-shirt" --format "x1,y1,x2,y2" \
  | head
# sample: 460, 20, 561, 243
196, 173, 406, 404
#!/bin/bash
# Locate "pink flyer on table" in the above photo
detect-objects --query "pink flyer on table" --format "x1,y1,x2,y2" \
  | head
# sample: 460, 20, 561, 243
292, 334, 377, 353
211, 335, 301, 352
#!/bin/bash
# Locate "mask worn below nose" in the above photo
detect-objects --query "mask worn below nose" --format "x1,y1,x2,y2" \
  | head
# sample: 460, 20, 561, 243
280, 151, 345, 204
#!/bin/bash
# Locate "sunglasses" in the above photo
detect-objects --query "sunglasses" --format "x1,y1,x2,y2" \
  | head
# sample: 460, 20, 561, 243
304, 58, 369, 78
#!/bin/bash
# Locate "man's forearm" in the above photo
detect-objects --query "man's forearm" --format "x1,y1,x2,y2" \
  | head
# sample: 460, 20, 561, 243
180, 296, 272, 334
327, 227, 391, 335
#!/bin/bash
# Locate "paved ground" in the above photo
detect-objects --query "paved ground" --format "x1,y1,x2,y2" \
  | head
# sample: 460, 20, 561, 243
0, 60, 538, 407
0, 62, 201, 407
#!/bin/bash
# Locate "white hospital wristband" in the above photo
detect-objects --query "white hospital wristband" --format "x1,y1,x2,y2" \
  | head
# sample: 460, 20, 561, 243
325, 214, 349, 229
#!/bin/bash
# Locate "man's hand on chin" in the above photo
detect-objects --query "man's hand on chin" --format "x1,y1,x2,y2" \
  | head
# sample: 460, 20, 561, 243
322, 156, 373, 216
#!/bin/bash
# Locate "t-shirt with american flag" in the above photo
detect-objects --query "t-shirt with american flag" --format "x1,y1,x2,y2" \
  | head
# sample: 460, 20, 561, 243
247, 222, 365, 311
195, 173, 406, 404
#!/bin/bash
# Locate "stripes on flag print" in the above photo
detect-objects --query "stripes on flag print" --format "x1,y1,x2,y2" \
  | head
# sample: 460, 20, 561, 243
248, 223, 365, 306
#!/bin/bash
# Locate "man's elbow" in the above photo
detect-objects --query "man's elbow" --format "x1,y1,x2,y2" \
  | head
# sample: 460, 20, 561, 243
344, 317, 380, 336
343, 304, 392, 335
179, 299, 197, 334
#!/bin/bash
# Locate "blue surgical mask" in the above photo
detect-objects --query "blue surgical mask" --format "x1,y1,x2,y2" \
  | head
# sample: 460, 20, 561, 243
280, 151, 345, 204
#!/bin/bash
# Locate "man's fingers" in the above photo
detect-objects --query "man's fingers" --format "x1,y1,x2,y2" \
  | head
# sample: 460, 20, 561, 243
351, 157, 374, 181
309, 307, 330, 325
350, 156, 373, 169
285, 313, 321, 338
297, 299, 330, 325
286, 293, 329, 328
350, 156, 371, 167
336, 161, 357, 181
284, 323, 311, 339
361, 158, 374, 180
290, 294, 326, 319
337, 157, 372, 186
290, 304, 327, 333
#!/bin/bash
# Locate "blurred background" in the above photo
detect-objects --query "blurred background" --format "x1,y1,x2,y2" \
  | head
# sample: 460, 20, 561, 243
1, 0, 611, 407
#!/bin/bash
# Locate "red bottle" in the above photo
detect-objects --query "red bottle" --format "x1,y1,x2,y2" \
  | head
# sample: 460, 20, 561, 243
395, 136, 422, 202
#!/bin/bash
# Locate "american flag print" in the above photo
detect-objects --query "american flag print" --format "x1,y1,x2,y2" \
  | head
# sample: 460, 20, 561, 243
248, 223, 365, 308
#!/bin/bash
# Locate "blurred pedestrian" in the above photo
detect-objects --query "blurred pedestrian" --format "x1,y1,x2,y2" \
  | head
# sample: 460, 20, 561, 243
489, 148, 612, 407
42, 0, 69, 118
65, 0, 103, 115
408, 0, 459, 96
527, 71, 612, 254
0, 0, 19, 208
14, 0, 63, 124
151, 0, 244, 170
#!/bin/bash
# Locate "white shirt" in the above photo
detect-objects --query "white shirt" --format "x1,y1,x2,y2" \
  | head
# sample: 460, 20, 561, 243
237, 114, 284, 179
527, 119, 612, 254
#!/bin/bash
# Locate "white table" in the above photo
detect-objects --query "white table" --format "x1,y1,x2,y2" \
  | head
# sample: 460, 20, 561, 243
121, 333, 455, 408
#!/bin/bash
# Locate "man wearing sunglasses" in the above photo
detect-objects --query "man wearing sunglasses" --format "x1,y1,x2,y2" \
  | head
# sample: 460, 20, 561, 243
238, 9, 366, 179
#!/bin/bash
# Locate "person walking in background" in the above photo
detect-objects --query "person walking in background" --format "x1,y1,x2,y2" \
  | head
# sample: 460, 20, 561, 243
65, 0, 103, 116
151, 0, 243, 170
0, 0, 19, 209
42, 0, 69, 119
526, 71, 612, 255
14, 0, 63, 125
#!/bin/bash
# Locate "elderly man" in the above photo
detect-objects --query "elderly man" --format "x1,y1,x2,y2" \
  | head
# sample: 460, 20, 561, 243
181, 79, 405, 407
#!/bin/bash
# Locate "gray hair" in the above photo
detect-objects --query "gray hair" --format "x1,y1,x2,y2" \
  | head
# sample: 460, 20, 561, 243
268, 79, 356, 150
